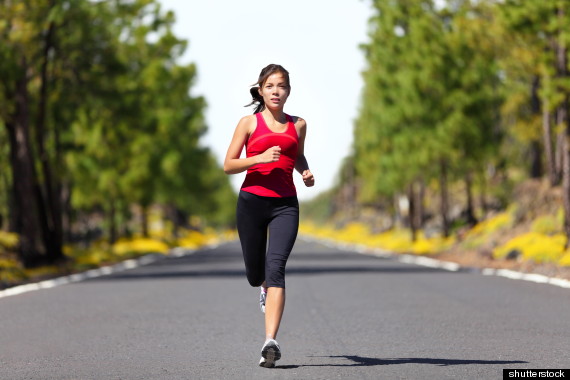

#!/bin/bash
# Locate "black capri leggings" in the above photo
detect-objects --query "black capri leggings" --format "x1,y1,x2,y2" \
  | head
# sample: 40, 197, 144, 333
236, 190, 299, 288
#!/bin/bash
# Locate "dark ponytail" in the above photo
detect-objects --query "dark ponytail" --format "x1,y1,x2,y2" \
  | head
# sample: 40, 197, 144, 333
247, 86, 265, 114
245, 64, 290, 114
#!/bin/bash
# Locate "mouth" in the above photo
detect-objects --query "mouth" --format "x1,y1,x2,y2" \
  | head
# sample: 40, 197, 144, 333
271, 98, 280, 103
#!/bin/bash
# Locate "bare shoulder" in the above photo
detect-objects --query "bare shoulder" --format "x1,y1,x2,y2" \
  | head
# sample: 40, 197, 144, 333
288, 116, 306, 139
291, 115, 307, 134
237, 114, 257, 135
291, 115, 307, 126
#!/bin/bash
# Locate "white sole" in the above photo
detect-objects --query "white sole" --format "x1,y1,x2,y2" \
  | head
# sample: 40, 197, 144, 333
260, 340, 281, 368
259, 357, 275, 368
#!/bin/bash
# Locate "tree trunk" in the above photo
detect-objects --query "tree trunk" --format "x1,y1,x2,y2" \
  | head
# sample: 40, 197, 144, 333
109, 200, 117, 245
5, 58, 46, 266
530, 76, 543, 179
555, 9, 567, 186
440, 159, 450, 238
141, 204, 149, 238
167, 205, 188, 239
544, 114, 557, 183
465, 172, 478, 226
169, 205, 179, 239
542, 97, 557, 185
562, 103, 570, 248
557, 117, 570, 249
556, 131, 564, 181
560, 102, 570, 248
393, 193, 402, 230
554, 5, 570, 248
61, 182, 72, 243
4, 172, 14, 231
414, 179, 425, 231
347, 159, 357, 220
36, 17, 63, 262
529, 140, 542, 178
407, 183, 417, 242
478, 167, 488, 216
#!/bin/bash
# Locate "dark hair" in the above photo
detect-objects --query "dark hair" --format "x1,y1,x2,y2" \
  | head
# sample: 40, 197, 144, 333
245, 64, 290, 113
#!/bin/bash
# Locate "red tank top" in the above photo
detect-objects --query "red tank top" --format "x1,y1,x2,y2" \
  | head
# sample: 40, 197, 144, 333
241, 113, 299, 197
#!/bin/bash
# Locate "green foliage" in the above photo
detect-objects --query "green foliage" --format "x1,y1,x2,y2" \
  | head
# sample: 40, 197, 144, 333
496, 0, 570, 168
530, 210, 564, 235
0, 0, 236, 258
300, 189, 336, 224
354, 0, 502, 206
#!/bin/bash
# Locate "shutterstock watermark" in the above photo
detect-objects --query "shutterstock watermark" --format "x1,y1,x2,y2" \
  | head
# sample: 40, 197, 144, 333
503, 369, 568, 379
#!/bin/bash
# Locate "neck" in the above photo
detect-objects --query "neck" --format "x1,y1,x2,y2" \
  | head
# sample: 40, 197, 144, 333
262, 108, 286, 123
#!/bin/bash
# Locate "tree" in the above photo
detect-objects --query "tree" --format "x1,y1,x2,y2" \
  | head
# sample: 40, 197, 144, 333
355, 0, 443, 239
0, 1, 52, 265
1, 0, 236, 266
354, 0, 504, 238
499, 0, 570, 246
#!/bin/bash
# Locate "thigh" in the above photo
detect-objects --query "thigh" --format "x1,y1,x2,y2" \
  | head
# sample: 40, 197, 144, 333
266, 198, 299, 267
267, 202, 299, 256
237, 192, 269, 283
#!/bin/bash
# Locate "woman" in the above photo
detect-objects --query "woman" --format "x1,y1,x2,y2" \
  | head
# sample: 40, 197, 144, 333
224, 64, 315, 368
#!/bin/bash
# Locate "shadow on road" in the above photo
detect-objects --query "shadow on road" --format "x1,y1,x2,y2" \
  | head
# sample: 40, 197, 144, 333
275, 355, 528, 369
89, 263, 451, 281
87, 245, 458, 282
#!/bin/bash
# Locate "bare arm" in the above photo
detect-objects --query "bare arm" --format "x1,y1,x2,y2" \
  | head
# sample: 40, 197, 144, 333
294, 118, 315, 187
223, 116, 281, 175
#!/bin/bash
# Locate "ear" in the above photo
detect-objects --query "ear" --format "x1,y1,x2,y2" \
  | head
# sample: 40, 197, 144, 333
257, 86, 262, 97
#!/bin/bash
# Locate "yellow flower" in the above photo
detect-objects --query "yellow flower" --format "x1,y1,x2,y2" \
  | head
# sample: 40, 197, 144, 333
112, 238, 170, 255
493, 232, 566, 264
559, 251, 570, 267
0, 231, 19, 249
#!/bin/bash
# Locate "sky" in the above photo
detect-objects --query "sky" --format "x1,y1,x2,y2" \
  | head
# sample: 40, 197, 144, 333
158, 0, 372, 201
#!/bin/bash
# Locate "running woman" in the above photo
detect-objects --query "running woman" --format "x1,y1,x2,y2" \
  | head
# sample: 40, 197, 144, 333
224, 64, 315, 368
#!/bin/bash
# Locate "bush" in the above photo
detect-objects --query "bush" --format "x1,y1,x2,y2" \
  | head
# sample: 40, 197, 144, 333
530, 211, 563, 235
493, 232, 566, 264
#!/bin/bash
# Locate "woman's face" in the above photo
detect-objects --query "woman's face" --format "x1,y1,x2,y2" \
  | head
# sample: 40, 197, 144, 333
258, 72, 290, 111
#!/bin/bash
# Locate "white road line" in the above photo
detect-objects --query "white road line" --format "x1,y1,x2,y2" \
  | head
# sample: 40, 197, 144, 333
299, 235, 570, 290
0, 246, 211, 300
549, 278, 570, 288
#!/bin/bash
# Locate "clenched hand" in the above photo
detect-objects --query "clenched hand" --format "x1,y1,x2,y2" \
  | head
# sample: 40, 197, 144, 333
302, 170, 315, 187
257, 146, 281, 164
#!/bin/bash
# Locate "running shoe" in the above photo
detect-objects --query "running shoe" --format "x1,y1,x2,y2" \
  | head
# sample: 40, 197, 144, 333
258, 357, 273, 368
259, 287, 267, 313
259, 338, 281, 368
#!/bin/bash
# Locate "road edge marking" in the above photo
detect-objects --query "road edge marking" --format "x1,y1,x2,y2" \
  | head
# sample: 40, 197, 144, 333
299, 235, 570, 290
0, 242, 223, 300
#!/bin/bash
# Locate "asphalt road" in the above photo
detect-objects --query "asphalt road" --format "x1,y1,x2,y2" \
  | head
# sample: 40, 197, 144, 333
1, 238, 569, 380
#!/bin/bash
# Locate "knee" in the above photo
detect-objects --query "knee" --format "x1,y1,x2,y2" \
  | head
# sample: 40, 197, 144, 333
246, 273, 264, 287
265, 268, 285, 288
